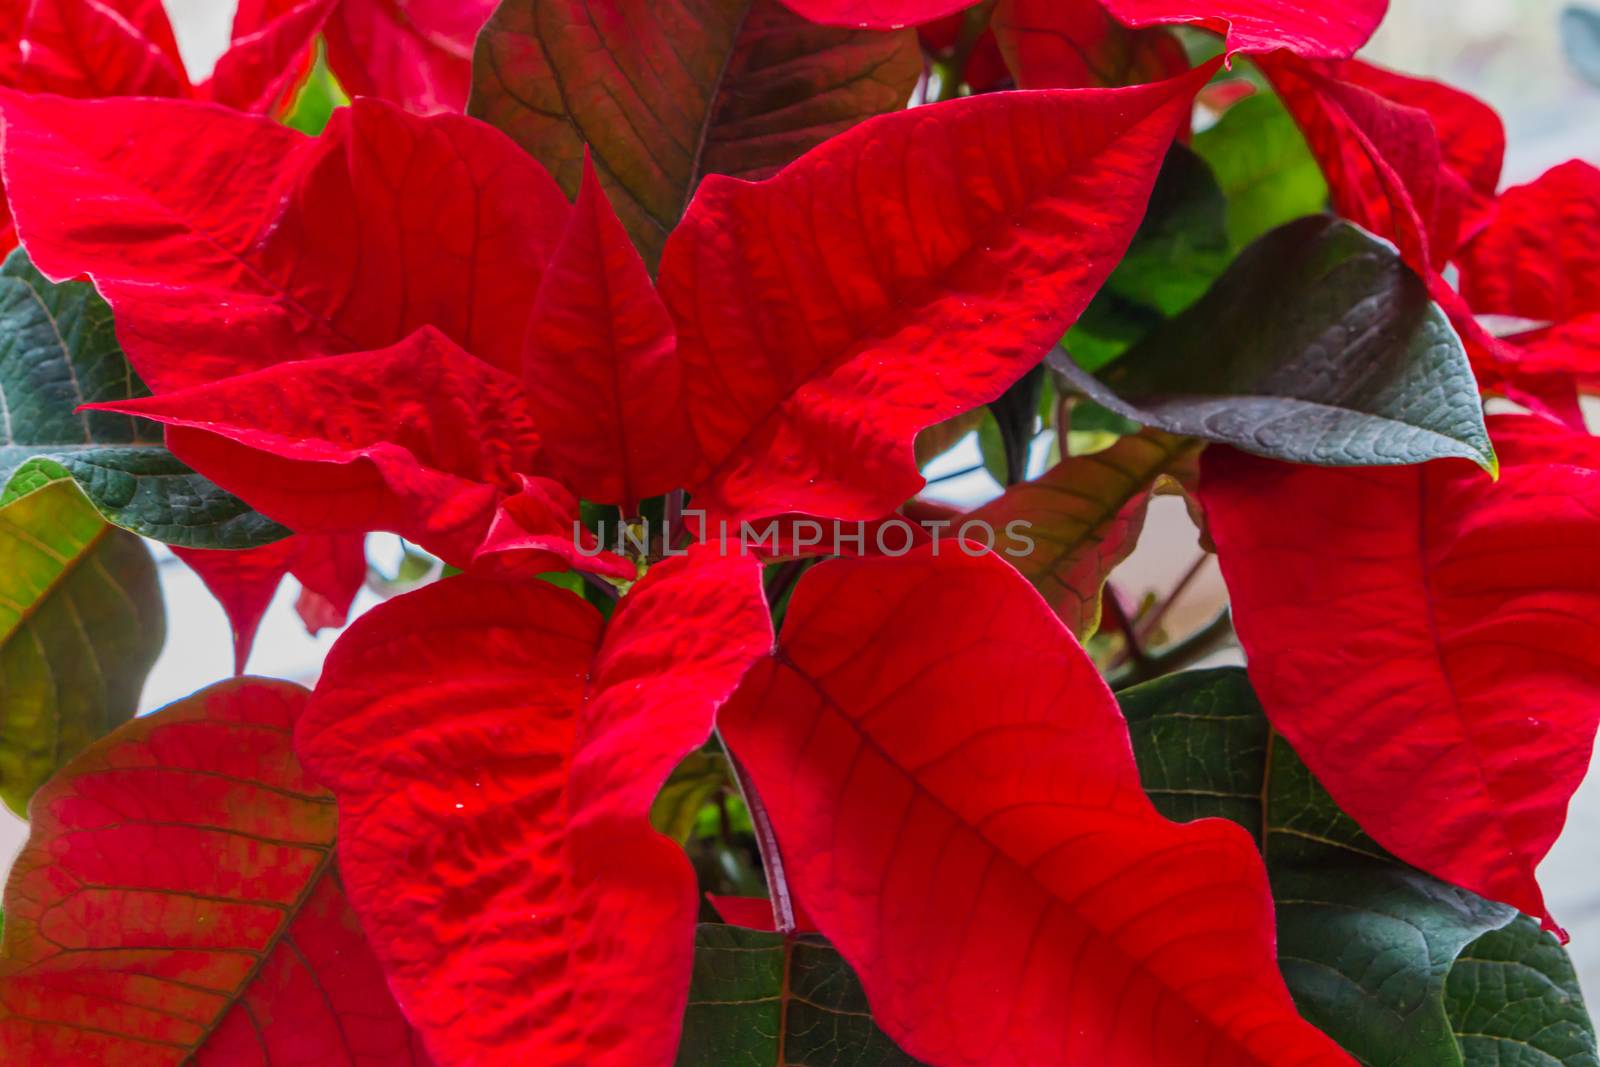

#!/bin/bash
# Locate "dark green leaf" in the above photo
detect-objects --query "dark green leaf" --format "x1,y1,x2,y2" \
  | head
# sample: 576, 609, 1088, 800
1055, 216, 1495, 471
1119, 668, 1596, 1067
1194, 90, 1328, 249
0, 249, 288, 548
0, 480, 164, 815
1563, 6, 1600, 90
1064, 143, 1231, 372
1447, 915, 1599, 1067
678, 924, 923, 1066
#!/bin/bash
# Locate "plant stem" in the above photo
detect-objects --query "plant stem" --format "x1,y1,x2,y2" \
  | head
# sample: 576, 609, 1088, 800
1136, 551, 1212, 643
1102, 585, 1152, 674
720, 737, 797, 934
1109, 606, 1235, 691
579, 569, 620, 602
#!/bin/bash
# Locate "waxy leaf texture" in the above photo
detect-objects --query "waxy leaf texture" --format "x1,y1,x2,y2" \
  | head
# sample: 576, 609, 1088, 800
0, 678, 429, 1064
678, 924, 922, 1065
1120, 668, 1534, 1067
1058, 216, 1495, 469
0, 480, 162, 816
1201, 415, 1600, 932
0, 249, 287, 550
720, 547, 1354, 1066
298, 548, 772, 1066
658, 62, 1217, 525
472, 0, 920, 269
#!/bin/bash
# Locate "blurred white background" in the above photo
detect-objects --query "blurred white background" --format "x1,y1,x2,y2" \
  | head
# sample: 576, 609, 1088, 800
4, 0, 1599, 998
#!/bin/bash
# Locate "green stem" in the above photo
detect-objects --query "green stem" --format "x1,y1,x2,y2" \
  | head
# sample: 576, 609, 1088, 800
1109, 607, 1235, 691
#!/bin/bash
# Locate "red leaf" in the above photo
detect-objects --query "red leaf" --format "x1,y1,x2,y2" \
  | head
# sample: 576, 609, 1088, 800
174, 535, 365, 674
0, 91, 569, 390
991, 0, 1188, 89
89, 329, 553, 568
0, 678, 430, 1065
719, 547, 1354, 1066
657, 63, 1215, 526
14, 0, 189, 98
1458, 161, 1600, 379
470, 0, 921, 270
297, 548, 772, 1065
774, 0, 969, 28
523, 156, 694, 512
1266, 56, 1504, 279
1199, 415, 1600, 934
1100, 0, 1387, 59
919, 15, 1010, 90
203, 0, 336, 114
325, 0, 497, 114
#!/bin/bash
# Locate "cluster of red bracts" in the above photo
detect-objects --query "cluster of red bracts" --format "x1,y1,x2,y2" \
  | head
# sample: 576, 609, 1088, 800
3, 0, 1600, 1064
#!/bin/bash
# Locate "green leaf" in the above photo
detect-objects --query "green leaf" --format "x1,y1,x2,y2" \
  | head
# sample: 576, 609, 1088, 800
0, 249, 288, 548
282, 40, 349, 136
677, 924, 924, 1066
0, 480, 164, 815
1054, 216, 1495, 471
1194, 90, 1328, 249
1065, 143, 1231, 372
652, 749, 731, 845
1119, 668, 1598, 1067
1447, 915, 1600, 1067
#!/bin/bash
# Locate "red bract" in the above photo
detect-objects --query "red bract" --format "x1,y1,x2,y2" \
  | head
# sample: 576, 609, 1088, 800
523, 157, 695, 512
1200, 415, 1600, 934
776, 0, 970, 28
325, 0, 495, 114
91, 329, 610, 572
720, 547, 1354, 1066
1101, 0, 1387, 58
1262, 56, 1501, 273
297, 548, 772, 1066
0, 679, 429, 1064
1458, 161, 1600, 380
991, 0, 1188, 89
0, 91, 568, 389
174, 535, 366, 674
658, 61, 1216, 525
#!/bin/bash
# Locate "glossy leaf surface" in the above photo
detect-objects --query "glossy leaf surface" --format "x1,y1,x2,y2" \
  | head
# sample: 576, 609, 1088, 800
471, 0, 919, 269
659, 64, 1216, 525
1200, 415, 1600, 931
0, 249, 288, 549
0, 481, 162, 816
968, 428, 1199, 638
720, 547, 1353, 1066
0, 678, 429, 1064
298, 549, 771, 1066
677, 924, 923, 1066
1057, 216, 1494, 469
1446, 915, 1600, 1067
1121, 667, 1535, 1067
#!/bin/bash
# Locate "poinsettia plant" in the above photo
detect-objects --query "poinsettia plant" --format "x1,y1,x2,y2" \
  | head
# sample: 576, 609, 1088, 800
1, 0, 1598, 1063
